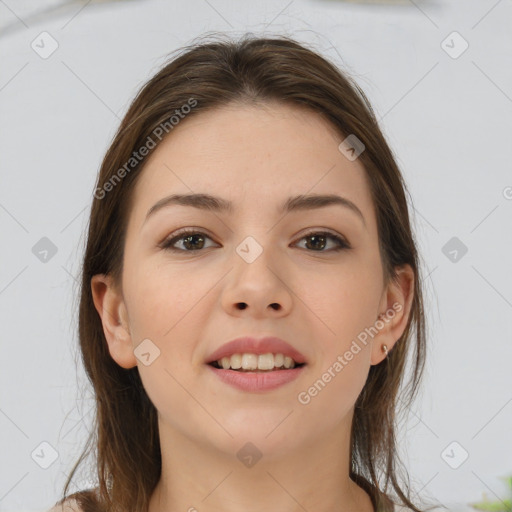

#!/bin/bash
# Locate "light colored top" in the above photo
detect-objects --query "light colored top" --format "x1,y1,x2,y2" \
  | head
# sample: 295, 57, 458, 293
48, 496, 447, 512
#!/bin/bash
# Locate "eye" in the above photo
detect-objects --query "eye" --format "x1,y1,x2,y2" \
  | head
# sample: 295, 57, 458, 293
160, 229, 218, 252
160, 228, 350, 253
294, 230, 350, 252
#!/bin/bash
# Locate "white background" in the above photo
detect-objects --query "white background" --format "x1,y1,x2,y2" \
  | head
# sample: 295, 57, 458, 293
1, 0, 511, 511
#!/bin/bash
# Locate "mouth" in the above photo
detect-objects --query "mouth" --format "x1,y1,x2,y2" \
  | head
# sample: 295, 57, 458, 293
204, 336, 308, 391
205, 336, 307, 367
206, 353, 307, 392
208, 353, 307, 372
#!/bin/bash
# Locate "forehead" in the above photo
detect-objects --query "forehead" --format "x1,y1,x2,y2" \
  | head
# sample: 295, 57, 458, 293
127, 102, 375, 228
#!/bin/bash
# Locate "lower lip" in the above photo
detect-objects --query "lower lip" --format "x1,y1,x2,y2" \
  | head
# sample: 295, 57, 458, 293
206, 364, 306, 392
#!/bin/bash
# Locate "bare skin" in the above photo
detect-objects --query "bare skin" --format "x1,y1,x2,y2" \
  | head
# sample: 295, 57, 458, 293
91, 101, 414, 512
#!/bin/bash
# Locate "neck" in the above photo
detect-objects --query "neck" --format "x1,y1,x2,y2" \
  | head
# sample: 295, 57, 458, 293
148, 416, 374, 512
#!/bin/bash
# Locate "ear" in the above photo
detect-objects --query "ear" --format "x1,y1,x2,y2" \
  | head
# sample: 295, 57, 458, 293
370, 264, 415, 365
90, 274, 137, 369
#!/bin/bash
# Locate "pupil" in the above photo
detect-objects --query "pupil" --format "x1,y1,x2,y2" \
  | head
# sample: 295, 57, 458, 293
306, 234, 326, 251
184, 234, 204, 250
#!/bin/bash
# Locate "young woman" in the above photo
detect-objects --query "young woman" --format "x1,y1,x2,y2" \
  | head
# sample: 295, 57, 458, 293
49, 33, 440, 512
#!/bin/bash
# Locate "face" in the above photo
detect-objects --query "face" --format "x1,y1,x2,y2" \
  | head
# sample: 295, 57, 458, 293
92, 101, 412, 461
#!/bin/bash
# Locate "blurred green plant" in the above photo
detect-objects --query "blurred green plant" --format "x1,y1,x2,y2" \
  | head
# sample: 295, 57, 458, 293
469, 476, 512, 512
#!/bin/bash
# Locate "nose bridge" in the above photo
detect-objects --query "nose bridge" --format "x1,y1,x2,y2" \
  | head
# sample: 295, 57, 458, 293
221, 232, 293, 315
234, 233, 280, 287
230, 206, 278, 267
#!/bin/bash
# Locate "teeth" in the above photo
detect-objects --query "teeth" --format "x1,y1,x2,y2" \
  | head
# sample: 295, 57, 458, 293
217, 353, 298, 371
284, 356, 294, 369
229, 354, 242, 369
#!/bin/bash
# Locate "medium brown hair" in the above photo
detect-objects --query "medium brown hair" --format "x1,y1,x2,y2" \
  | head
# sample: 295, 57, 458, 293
58, 32, 430, 512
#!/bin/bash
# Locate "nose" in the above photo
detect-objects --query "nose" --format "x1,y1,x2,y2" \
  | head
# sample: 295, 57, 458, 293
220, 238, 293, 318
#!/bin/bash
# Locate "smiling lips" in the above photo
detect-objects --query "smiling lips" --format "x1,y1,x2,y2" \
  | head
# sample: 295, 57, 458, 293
212, 352, 299, 371
205, 336, 307, 392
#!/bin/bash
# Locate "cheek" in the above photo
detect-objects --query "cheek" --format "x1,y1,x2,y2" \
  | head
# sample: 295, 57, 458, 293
296, 253, 382, 417
123, 262, 215, 421
124, 259, 213, 341
294, 255, 383, 348
123, 257, 224, 391
298, 350, 370, 428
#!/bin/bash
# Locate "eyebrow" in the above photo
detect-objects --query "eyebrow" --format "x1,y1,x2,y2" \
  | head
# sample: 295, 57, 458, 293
144, 192, 366, 227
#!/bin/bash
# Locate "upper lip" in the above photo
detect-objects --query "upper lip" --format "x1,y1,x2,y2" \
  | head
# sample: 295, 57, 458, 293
205, 336, 307, 365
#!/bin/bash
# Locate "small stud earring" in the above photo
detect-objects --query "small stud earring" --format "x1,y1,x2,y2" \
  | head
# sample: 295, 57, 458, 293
382, 344, 389, 358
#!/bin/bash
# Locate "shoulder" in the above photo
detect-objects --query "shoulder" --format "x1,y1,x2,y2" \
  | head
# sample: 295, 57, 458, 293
46, 497, 83, 512
47, 488, 101, 512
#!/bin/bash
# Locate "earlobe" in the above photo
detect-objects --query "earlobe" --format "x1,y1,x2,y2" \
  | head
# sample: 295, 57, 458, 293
370, 264, 415, 365
90, 274, 137, 369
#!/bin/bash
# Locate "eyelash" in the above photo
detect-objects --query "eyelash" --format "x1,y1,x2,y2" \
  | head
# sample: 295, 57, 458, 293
159, 228, 351, 253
